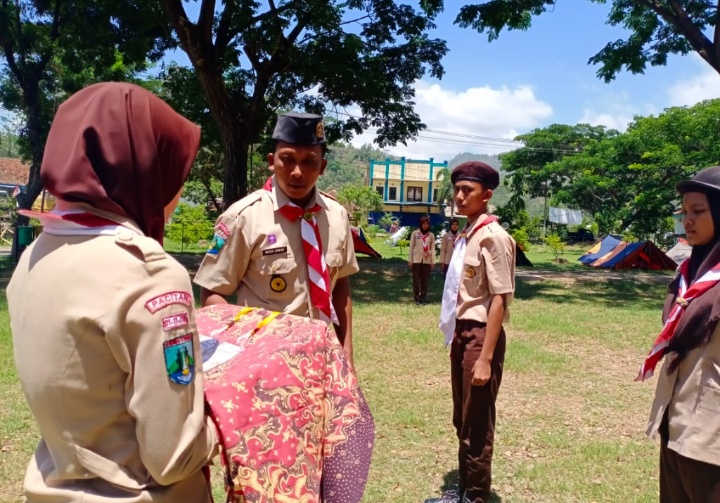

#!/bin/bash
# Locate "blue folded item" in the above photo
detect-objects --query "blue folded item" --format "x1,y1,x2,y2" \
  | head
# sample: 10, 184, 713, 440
199, 336, 219, 363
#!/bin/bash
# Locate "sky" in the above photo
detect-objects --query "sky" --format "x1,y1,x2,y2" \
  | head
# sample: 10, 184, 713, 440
335, 1, 720, 161
5, 2, 719, 164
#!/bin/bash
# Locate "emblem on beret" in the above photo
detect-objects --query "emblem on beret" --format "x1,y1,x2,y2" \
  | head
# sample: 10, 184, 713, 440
465, 267, 476, 279
270, 274, 287, 293
316, 121, 325, 140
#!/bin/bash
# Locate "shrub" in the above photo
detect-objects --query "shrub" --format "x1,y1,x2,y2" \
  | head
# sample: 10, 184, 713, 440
165, 203, 215, 247
544, 234, 566, 261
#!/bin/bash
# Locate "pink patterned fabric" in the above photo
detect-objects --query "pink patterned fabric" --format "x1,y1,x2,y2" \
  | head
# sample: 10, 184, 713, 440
198, 305, 373, 503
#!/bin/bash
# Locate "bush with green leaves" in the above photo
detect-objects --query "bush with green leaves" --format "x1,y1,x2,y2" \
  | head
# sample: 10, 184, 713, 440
337, 185, 383, 225
544, 234, 566, 261
512, 227, 530, 252
165, 203, 215, 247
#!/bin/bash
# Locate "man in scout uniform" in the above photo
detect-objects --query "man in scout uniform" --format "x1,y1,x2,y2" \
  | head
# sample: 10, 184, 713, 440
439, 217, 460, 276
193, 112, 359, 365
432, 161, 516, 503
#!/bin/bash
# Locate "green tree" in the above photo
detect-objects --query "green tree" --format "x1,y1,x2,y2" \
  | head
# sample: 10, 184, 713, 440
455, 1, 720, 79
159, 0, 448, 207
435, 167, 453, 215
544, 233, 565, 261
165, 203, 215, 247
337, 184, 383, 225
0, 0, 171, 236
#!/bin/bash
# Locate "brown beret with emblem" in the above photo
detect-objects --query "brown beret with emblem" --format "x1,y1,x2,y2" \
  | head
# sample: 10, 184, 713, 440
272, 112, 326, 146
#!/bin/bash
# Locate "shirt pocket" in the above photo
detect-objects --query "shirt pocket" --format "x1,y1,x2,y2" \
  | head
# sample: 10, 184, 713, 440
325, 250, 343, 283
462, 253, 484, 295
699, 357, 720, 413
257, 256, 296, 276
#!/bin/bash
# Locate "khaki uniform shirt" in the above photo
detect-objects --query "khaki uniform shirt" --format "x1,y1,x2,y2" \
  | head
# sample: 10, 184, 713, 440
647, 323, 720, 466
8, 208, 218, 503
408, 230, 436, 265
439, 231, 458, 265
194, 185, 359, 318
456, 218, 516, 323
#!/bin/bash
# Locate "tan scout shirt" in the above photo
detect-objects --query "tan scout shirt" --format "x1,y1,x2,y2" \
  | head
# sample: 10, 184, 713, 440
647, 323, 720, 466
409, 229, 436, 265
194, 184, 359, 318
456, 218, 516, 323
439, 231, 458, 265
8, 213, 217, 503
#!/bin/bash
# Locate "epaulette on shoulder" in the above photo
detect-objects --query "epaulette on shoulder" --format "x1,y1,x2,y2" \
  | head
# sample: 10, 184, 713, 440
115, 230, 166, 263
225, 190, 265, 216
318, 190, 338, 203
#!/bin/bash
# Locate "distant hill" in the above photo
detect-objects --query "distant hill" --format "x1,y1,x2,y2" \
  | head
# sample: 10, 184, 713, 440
447, 152, 503, 174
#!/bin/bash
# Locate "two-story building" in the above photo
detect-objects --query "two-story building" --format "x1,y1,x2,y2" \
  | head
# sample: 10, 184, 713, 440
368, 157, 448, 226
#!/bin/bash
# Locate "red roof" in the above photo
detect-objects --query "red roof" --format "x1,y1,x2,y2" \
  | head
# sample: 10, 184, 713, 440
0, 157, 29, 185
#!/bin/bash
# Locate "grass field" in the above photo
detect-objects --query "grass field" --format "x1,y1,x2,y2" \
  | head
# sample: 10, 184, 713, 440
0, 241, 673, 502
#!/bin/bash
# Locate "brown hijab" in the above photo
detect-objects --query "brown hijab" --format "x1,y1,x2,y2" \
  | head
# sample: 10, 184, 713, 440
41, 82, 200, 243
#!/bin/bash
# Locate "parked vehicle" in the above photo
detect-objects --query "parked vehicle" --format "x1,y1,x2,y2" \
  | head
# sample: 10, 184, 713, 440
567, 228, 595, 243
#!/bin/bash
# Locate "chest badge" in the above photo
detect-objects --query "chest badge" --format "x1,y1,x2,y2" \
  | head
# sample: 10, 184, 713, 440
465, 267, 476, 279
270, 274, 287, 292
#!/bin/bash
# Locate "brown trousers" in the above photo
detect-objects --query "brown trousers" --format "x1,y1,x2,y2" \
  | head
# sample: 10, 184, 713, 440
412, 263, 431, 302
660, 418, 720, 503
450, 320, 505, 503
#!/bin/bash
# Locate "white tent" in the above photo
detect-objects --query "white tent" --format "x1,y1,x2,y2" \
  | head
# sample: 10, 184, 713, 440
666, 240, 691, 265
386, 226, 409, 246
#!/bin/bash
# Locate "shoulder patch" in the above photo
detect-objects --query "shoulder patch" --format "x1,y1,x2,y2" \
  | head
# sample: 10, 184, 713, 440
145, 291, 193, 314
115, 232, 166, 263
163, 333, 195, 385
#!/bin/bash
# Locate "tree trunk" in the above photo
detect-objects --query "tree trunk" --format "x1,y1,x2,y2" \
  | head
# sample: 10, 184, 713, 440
12, 97, 46, 261
221, 127, 249, 208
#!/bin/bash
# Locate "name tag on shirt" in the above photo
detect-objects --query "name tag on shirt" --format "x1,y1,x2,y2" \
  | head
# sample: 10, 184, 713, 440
262, 246, 288, 256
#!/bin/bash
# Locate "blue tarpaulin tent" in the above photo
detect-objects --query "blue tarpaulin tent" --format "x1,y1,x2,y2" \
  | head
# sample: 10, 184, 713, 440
578, 236, 622, 265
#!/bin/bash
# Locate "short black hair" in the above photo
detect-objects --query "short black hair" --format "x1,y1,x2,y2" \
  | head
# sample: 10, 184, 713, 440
272, 139, 328, 157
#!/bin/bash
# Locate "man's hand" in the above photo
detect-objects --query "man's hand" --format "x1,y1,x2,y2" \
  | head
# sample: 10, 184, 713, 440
471, 356, 492, 386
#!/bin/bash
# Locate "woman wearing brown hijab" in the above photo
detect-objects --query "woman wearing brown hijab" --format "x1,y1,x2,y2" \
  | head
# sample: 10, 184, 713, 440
641, 167, 720, 502
8, 83, 218, 503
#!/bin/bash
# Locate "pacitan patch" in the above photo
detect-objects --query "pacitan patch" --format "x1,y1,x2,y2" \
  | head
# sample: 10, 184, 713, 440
216, 222, 231, 239
162, 312, 189, 332
145, 291, 193, 314
163, 333, 195, 385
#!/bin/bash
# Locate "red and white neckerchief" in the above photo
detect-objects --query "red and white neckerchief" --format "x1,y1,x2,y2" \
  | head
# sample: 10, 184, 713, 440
636, 258, 720, 382
19, 209, 129, 236
421, 232, 430, 259
266, 189, 338, 325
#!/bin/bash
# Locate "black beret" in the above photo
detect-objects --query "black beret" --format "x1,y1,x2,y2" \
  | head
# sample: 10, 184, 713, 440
272, 112, 326, 146
677, 166, 720, 195
451, 161, 500, 190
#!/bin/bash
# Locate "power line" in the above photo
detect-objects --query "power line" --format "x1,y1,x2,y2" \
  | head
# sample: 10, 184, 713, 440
326, 109, 580, 155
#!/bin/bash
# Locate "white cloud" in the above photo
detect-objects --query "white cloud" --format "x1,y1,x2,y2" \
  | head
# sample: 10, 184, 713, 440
578, 108, 635, 132
346, 80, 553, 161
668, 68, 720, 106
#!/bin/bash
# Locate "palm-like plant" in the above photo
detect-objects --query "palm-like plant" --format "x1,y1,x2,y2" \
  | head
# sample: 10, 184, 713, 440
435, 168, 454, 217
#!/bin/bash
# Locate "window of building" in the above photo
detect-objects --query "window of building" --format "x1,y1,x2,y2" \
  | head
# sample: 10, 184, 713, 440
375, 186, 384, 197
407, 186, 423, 202
388, 186, 398, 200
433, 188, 438, 203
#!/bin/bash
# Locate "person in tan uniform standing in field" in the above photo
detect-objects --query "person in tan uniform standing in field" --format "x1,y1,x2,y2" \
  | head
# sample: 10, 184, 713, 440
194, 112, 359, 365
640, 167, 720, 502
8, 83, 218, 503
408, 215, 436, 304
440, 217, 461, 276
432, 161, 516, 503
